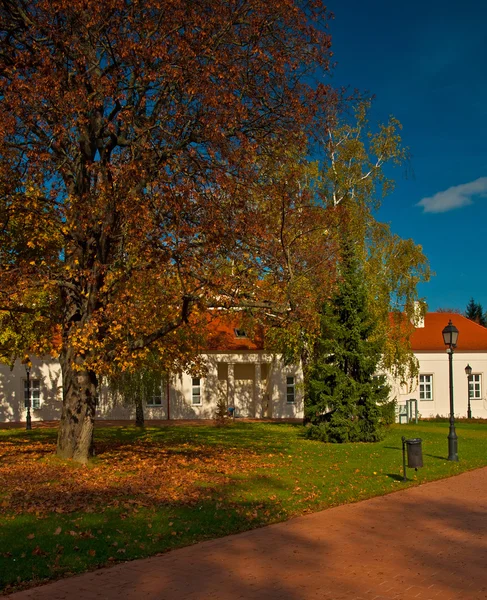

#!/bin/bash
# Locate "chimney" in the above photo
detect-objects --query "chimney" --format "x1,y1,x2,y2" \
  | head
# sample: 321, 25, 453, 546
411, 301, 425, 328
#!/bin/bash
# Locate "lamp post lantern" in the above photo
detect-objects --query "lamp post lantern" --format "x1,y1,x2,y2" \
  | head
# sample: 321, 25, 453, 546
24, 363, 32, 431
465, 364, 473, 420
442, 320, 459, 461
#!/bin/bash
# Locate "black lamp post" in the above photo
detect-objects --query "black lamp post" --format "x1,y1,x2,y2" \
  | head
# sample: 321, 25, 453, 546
24, 363, 32, 431
465, 364, 473, 419
442, 320, 459, 461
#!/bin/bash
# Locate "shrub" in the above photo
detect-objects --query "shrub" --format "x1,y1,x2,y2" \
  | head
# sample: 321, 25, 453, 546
380, 399, 397, 426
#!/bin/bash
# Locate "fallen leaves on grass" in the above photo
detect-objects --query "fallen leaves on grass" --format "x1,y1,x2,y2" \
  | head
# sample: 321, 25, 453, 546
0, 437, 271, 516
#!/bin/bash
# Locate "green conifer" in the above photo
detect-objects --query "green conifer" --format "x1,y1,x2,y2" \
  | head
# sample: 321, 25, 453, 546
305, 246, 391, 443
465, 297, 486, 327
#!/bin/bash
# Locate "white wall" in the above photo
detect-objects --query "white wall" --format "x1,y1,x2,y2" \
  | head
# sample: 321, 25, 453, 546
0, 352, 304, 422
96, 377, 170, 421
0, 358, 62, 422
4, 349, 486, 424
391, 351, 487, 419
170, 352, 304, 420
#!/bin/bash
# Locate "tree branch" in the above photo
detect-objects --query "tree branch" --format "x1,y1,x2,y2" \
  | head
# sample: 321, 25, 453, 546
129, 295, 194, 350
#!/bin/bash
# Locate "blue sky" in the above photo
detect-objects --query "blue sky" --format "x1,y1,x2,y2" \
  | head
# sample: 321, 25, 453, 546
326, 0, 487, 312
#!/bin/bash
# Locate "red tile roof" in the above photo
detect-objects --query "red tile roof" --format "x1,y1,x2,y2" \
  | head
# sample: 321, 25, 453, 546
411, 313, 487, 352
204, 312, 487, 354
206, 316, 264, 351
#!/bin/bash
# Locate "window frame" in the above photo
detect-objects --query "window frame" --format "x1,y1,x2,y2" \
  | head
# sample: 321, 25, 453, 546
468, 373, 482, 400
286, 376, 295, 404
191, 377, 202, 406
146, 381, 164, 407
146, 394, 163, 407
24, 378, 41, 409
419, 374, 433, 401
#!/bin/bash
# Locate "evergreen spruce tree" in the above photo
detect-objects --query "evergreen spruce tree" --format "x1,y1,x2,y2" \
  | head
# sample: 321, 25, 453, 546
305, 247, 391, 443
465, 298, 486, 327
465, 297, 477, 321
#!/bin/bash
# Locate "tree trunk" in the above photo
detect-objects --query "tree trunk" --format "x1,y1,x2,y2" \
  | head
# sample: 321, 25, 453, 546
56, 345, 98, 463
135, 395, 145, 428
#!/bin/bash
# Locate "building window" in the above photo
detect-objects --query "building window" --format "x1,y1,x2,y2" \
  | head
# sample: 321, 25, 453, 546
147, 392, 163, 406
419, 374, 433, 400
192, 377, 202, 405
24, 379, 41, 409
147, 396, 163, 406
468, 374, 482, 399
286, 376, 295, 403
146, 380, 165, 406
234, 329, 247, 338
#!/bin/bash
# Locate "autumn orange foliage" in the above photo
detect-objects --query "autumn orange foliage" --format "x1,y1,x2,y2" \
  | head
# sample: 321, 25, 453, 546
0, 0, 335, 461
0, 434, 271, 516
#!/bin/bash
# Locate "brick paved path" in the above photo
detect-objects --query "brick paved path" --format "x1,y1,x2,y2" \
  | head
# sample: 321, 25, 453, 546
7, 468, 487, 600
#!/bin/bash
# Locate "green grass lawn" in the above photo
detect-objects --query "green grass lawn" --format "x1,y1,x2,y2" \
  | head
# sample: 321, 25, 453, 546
1, 420, 486, 593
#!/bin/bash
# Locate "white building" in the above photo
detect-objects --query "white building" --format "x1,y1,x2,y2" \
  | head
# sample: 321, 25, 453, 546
391, 313, 487, 420
0, 318, 304, 423
1, 312, 486, 425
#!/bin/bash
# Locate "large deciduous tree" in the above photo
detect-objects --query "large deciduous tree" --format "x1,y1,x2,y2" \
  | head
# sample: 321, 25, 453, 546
308, 102, 430, 436
259, 100, 429, 441
267, 101, 430, 393
0, 0, 333, 461
310, 101, 429, 426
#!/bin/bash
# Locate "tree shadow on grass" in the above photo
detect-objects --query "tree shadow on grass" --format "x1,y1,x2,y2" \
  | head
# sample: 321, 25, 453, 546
0, 470, 297, 594
2, 469, 487, 600
0, 428, 291, 520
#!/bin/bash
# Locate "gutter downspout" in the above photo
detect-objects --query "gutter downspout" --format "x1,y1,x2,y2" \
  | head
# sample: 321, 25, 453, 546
166, 375, 170, 421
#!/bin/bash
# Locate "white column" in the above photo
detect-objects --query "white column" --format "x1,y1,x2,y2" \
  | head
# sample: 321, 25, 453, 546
254, 362, 262, 418
228, 363, 235, 410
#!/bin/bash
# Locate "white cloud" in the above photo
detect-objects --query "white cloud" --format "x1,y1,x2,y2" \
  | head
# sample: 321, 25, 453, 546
417, 177, 487, 213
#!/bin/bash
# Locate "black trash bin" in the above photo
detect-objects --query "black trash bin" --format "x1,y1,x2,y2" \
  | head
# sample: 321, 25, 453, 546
405, 438, 423, 468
